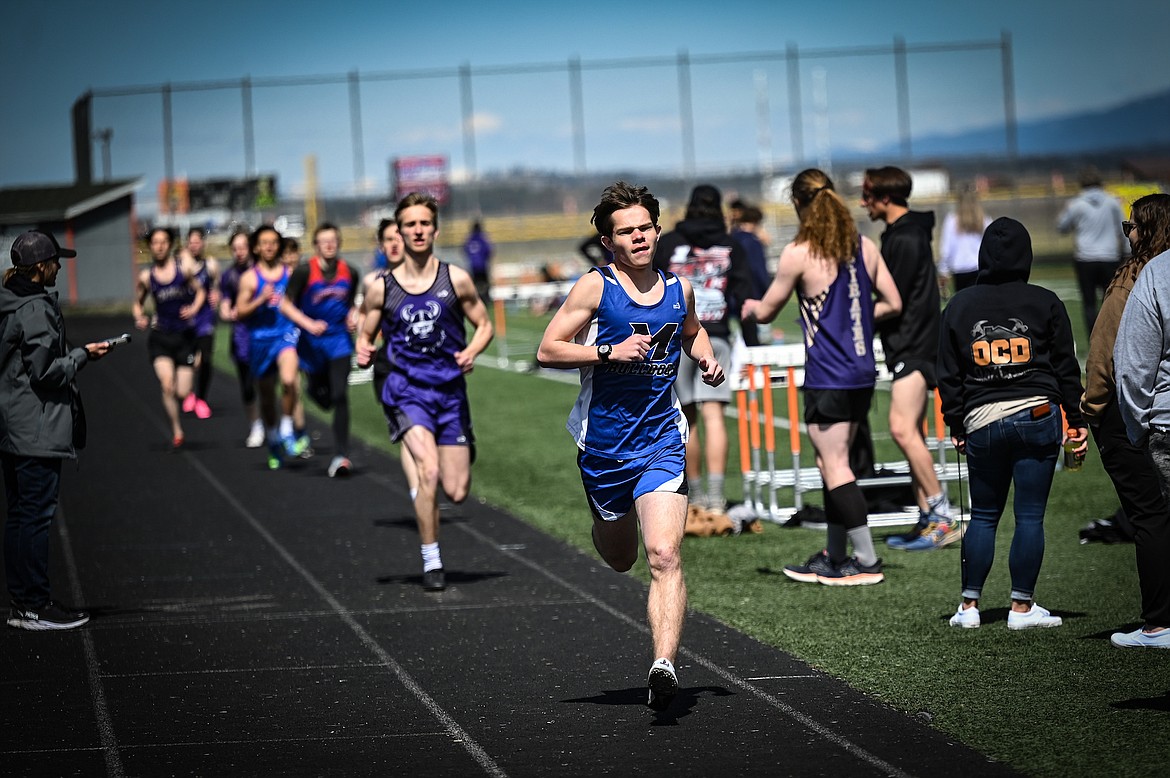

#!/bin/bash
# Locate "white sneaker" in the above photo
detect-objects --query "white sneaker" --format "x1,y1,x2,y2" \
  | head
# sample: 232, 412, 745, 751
245, 423, 265, 449
1008, 603, 1062, 630
949, 604, 981, 629
327, 456, 352, 478
647, 657, 677, 711
1110, 627, 1170, 648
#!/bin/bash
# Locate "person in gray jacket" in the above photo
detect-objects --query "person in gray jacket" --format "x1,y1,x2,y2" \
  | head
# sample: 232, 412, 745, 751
1057, 168, 1127, 335
1, 230, 111, 631
1113, 244, 1170, 649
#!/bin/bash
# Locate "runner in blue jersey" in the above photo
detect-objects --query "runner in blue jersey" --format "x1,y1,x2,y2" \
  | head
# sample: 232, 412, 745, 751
236, 225, 319, 470
743, 169, 902, 586
356, 193, 493, 593
132, 227, 205, 449
218, 229, 264, 448
537, 181, 725, 712
286, 223, 359, 478
178, 227, 218, 420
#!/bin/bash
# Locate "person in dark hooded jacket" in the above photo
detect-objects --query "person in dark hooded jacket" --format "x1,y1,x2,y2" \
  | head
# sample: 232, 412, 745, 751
862, 166, 958, 550
654, 184, 755, 512
1, 230, 111, 630
936, 217, 1087, 631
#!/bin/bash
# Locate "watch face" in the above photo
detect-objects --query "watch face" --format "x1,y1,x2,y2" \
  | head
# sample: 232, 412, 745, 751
598, 344, 612, 360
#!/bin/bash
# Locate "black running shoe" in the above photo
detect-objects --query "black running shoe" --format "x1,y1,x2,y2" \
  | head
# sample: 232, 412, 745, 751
7, 601, 89, 631
422, 568, 446, 591
783, 550, 835, 583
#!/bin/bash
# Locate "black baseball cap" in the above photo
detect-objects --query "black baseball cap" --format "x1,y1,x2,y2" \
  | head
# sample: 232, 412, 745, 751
10, 230, 77, 267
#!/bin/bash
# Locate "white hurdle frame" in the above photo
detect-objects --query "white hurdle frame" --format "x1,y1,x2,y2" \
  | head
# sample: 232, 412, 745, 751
733, 342, 968, 527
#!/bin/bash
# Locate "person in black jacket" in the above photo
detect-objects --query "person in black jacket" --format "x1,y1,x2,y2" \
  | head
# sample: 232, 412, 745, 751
937, 217, 1087, 630
654, 184, 756, 513
862, 166, 956, 549
1, 231, 112, 631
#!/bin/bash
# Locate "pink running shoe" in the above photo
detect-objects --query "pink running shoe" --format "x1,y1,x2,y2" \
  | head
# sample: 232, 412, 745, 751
194, 399, 212, 419
182, 394, 197, 413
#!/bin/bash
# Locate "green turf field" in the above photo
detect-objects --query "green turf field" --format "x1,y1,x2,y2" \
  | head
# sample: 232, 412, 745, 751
223, 263, 1170, 778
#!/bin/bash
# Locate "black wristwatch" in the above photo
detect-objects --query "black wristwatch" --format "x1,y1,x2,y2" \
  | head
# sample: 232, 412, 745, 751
597, 344, 613, 363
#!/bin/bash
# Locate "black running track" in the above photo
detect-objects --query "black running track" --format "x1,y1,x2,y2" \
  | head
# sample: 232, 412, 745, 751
1, 316, 1015, 777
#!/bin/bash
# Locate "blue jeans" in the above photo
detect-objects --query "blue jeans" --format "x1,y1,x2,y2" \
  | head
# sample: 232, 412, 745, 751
961, 406, 1060, 602
2, 454, 63, 609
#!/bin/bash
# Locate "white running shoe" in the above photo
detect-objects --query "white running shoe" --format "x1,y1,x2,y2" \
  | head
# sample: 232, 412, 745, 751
1007, 603, 1062, 630
949, 604, 981, 629
647, 657, 678, 711
328, 456, 352, 478
245, 423, 265, 449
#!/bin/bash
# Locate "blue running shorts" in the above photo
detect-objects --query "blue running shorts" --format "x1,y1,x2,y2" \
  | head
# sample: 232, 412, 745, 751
577, 445, 688, 521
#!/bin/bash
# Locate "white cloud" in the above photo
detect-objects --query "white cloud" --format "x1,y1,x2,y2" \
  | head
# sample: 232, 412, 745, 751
617, 115, 680, 134
467, 112, 503, 134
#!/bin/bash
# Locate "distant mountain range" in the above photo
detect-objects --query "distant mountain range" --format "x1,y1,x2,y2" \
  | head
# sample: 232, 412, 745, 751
858, 88, 1170, 159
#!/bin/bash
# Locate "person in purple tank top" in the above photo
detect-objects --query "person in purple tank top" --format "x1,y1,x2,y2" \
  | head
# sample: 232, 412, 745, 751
178, 227, 219, 420
218, 229, 264, 448
743, 169, 901, 586
356, 193, 493, 593
132, 227, 206, 449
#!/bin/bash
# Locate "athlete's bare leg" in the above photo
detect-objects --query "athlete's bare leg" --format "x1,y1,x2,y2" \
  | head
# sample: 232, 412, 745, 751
699, 400, 728, 489
808, 420, 859, 490
888, 372, 941, 510
153, 357, 183, 440
635, 491, 688, 663
277, 348, 300, 418
403, 426, 441, 544
592, 509, 640, 573
682, 404, 702, 486
437, 444, 471, 504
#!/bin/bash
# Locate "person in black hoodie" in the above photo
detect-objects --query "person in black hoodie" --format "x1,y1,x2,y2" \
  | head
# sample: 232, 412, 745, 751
654, 184, 755, 512
862, 166, 957, 550
937, 217, 1088, 630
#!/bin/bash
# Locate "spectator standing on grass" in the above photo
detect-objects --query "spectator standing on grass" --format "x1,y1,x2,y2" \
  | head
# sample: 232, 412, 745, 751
653, 184, 755, 513
861, 166, 958, 550
2, 231, 112, 630
355, 194, 493, 593
178, 227, 219, 420
286, 223, 359, 478
742, 169, 901, 586
938, 217, 1087, 631
1110, 209, 1170, 649
732, 203, 772, 346
219, 229, 264, 448
236, 225, 314, 470
360, 219, 419, 500
1080, 199, 1170, 549
537, 181, 725, 710
1057, 168, 1127, 335
132, 227, 205, 450
463, 219, 493, 303
937, 187, 991, 296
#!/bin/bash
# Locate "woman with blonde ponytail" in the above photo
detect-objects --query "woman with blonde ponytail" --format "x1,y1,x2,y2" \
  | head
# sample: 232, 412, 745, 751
742, 169, 901, 585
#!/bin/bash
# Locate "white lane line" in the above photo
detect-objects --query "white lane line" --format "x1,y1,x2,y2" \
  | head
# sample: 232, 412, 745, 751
102, 368, 507, 778
2, 731, 453, 756
182, 451, 508, 778
58, 504, 126, 778
453, 517, 915, 778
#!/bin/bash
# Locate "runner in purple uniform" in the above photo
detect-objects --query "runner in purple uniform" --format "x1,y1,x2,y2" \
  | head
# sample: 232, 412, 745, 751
132, 227, 205, 449
218, 229, 264, 448
178, 227, 219, 420
356, 194, 493, 592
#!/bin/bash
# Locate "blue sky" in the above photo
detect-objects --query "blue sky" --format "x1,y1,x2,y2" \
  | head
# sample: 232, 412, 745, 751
2, 0, 1167, 202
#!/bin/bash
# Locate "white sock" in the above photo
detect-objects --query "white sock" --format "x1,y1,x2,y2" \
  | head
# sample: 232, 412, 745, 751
421, 542, 442, 572
279, 415, 294, 438
927, 492, 951, 518
409, 488, 418, 501
250, 418, 263, 434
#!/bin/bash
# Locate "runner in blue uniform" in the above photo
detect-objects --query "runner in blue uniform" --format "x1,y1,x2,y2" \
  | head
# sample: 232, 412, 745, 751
356, 194, 493, 592
537, 181, 725, 711
236, 225, 320, 470
132, 227, 205, 449
286, 223, 359, 477
743, 169, 902, 586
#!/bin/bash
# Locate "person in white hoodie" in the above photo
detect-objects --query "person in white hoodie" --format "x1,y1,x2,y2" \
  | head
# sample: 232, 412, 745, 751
1056, 168, 1127, 335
